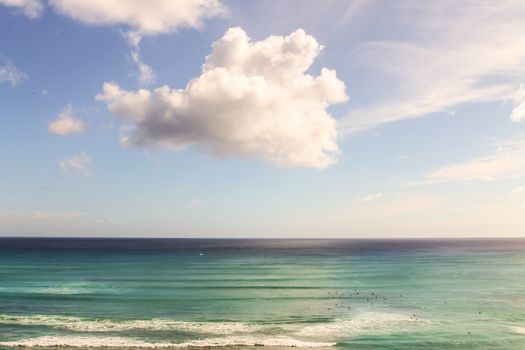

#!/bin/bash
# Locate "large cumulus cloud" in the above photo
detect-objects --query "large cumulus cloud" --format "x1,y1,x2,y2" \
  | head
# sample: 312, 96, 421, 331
97, 27, 347, 168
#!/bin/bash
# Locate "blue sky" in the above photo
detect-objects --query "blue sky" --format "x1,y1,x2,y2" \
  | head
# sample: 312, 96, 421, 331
1, 0, 525, 237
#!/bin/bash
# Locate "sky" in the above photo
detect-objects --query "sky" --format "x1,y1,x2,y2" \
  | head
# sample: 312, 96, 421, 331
1, 0, 525, 238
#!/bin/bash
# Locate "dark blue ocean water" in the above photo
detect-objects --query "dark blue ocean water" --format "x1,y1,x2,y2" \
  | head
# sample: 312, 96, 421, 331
0, 238, 524, 349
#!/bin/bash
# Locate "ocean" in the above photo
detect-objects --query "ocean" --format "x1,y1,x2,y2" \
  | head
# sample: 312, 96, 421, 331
0, 238, 524, 349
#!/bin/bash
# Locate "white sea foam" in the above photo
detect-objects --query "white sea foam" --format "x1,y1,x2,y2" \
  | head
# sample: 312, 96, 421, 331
33, 286, 90, 295
0, 314, 262, 334
511, 326, 525, 335
0, 335, 336, 348
294, 312, 427, 339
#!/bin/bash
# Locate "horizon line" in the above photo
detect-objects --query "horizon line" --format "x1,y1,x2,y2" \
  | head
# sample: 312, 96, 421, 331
1, 235, 524, 240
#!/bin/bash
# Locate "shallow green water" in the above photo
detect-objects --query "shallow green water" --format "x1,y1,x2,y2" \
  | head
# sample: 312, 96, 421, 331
0, 238, 524, 349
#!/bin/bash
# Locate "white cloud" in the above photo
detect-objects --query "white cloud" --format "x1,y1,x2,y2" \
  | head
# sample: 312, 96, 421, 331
48, 105, 87, 135
359, 192, 383, 203
129, 47, 155, 85
0, 0, 43, 18
417, 138, 525, 185
0, 59, 27, 86
59, 152, 92, 176
510, 84, 525, 122
97, 27, 347, 168
49, 0, 226, 35
511, 186, 525, 195
340, 1, 525, 132
94, 217, 127, 224
395, 155, 411, 161
189, 199, 206, 209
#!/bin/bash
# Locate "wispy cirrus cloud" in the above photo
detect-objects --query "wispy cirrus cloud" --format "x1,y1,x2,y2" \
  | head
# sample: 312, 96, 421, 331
340, 1, 525, 132
415, 138, 525, 185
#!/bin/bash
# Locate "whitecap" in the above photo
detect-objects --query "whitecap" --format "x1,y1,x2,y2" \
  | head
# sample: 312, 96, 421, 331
294, 312, 428, 339
511, 326, 525, 335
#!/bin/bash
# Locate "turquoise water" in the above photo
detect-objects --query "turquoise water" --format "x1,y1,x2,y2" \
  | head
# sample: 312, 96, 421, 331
0, 238, 524, 349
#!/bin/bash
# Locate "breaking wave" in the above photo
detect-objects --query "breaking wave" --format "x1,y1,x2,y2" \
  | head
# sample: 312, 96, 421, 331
0, 311, 425, 337
0, 314, 261, 334
0, 311, 427, 348
0, 335, 336, 348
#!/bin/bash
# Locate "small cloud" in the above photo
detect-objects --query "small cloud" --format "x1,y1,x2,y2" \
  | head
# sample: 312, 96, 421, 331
189, 199, 207, 209
31, 210, 86, 221
510, 84, 525, 122
59, 152, 92, 176
395, 155, 411, 161
359, 192, 383, 203
95, 217, 127, 224
101, 122, 115, 130
0, 0, 43, 18
0, 59, 27, 86
511, 186, 525, 195
142, 151, 160, 164
48, 105, 87, 135
119, 124, 135, 132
